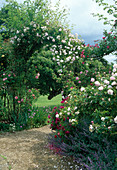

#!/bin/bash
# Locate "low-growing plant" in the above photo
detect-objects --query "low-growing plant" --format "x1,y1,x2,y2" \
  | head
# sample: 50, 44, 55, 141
48, 117, 117, 170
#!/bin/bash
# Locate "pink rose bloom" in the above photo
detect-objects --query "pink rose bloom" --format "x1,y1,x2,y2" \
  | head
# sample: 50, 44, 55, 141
107, 46, 109, 49
8, 74, 11, 77
18, 101, 21, 103
15, 96, 18, 99
28, 89, 31, 92
91, 78, 95, 82
76, 77, 79, 80
21, 99, 24, 102
78, 81, 81, 83
32, 94, 35, 96
110, 76, 115, 80
48, 115, 51, 119
80, 71, 83, 74
35, 76, 38, 79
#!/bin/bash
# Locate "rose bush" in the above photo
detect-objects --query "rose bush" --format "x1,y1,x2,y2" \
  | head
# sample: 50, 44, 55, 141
49, 63, 117, 139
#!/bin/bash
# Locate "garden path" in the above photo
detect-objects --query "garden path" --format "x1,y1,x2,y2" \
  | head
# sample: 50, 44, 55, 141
0, 125, 80, 170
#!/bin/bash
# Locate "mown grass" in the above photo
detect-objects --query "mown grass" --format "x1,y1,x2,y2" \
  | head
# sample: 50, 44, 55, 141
33, 94, 62, 107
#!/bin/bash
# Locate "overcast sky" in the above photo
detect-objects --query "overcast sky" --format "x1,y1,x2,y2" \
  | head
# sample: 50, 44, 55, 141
0, 0, 116, 62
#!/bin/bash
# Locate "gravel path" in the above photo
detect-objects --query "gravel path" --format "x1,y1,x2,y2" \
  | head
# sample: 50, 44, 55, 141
0, 125, 81, 170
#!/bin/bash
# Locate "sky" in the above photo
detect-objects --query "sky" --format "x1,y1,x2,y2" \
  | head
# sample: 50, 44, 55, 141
0, 0, 116, 63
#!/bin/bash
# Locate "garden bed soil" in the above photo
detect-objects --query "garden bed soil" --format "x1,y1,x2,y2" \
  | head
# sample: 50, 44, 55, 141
0, 125, 81, 170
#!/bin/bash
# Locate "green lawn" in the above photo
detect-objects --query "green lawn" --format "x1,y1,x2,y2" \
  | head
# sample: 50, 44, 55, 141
33, 94, 62, 107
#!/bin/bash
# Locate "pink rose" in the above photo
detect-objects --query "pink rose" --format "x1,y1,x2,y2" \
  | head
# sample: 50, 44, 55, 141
15, 96, 18, 99
18, 101, 21, 103
35, 76, 38, 79
21, 99, 23, 102
76, 77, 79, 80
28, 89, 31, 92
110, 76, 115, 80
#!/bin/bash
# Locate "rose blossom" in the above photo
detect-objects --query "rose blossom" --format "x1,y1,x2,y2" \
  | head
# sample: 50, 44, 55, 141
98, 86, 103, 91
104, 79, 109, 85
15, 96, 18, 99
107, 89, 113, 95
80, 87, 85, 91
76, 77, 79, 80
114, 116, 117, 123
91, 78, 95, 82
95, 81, 100, 86
110, 76, 115, 80
113, 64, 117, 69
56, 114, 59, 118
111, 81, 116, 86
101, 117, 105, 121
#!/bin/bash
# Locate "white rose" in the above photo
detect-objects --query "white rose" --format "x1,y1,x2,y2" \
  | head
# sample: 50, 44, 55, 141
56, 114, 59, 118
68, 107, 70, 111
80, 87, 85, 91
89, 125, 94, 132
101, 117, 105, 121
67, 112, 70, 115
91, 78, 95, 82
108, 85, 112, 89
104, 80, 109, 85
98, 86, 103, 91
75, 111, 79, 115
114, 116, 117, 123
111, 81, 116, 86
113, 64, 117, 69
95, 81, 100, 86
107, 89, 113, 95
74, 107, 77, 110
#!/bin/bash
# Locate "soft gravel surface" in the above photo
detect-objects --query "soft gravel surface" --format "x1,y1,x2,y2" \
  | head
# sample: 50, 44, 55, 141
0, 125, 81, 170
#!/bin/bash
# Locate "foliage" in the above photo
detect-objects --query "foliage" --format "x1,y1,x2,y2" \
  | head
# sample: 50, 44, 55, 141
48, 117, 117, 169
93, 0, 117, 30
